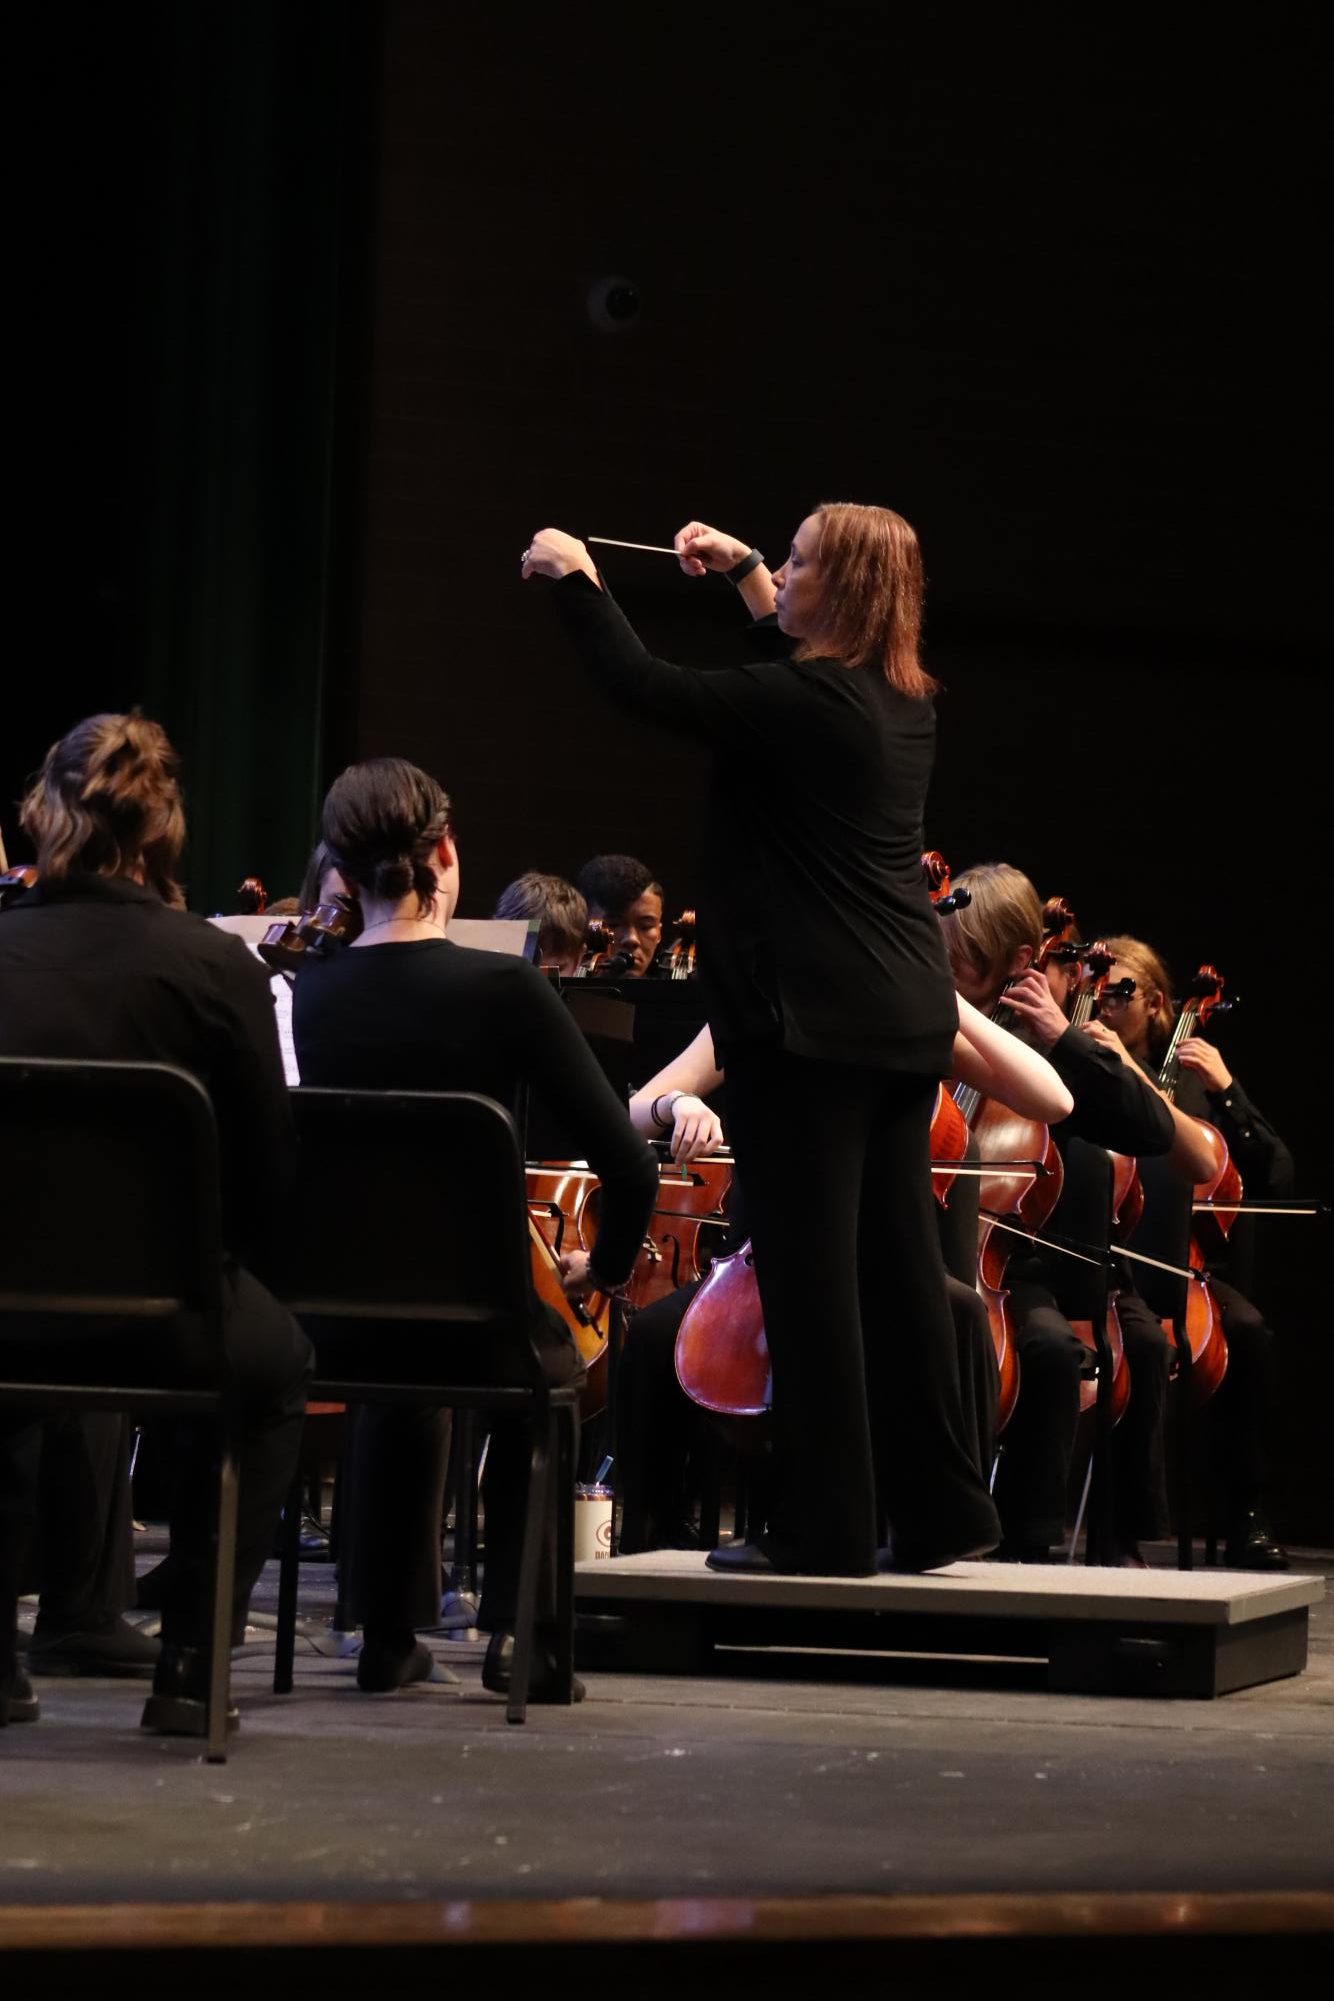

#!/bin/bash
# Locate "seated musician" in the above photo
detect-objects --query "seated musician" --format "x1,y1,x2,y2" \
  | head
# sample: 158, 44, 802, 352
615, 1011, 1072, 1554
494, 870, 588, 975
1098, 937, 1290, 1570
574, 853, 664, 977
292, 757, 658, 1699
0, 712, 312, 1734
938, 865, 1204, 1564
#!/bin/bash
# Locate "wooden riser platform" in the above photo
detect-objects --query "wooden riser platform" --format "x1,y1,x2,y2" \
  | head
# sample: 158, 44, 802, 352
574, 1553, 1323, 1698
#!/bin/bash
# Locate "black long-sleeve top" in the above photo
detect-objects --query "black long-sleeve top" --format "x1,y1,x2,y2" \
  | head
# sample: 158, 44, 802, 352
551, 572, 958, 1074
1169, 1067, 1295, 1198
293, 939, 658, 1286
1047, 1027, 1176, 1159
0, 872, 292, 1279
1004, 1025, 1175, 1316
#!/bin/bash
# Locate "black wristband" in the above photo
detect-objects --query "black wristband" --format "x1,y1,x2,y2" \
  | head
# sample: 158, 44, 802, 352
725, 548, 765, 586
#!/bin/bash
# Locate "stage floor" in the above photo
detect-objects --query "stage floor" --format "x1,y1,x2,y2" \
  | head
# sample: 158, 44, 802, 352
2, 1545, 1332, 1908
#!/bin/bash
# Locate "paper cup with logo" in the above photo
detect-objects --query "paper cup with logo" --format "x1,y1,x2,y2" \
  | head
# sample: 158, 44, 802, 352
574, 1482, 614, 1563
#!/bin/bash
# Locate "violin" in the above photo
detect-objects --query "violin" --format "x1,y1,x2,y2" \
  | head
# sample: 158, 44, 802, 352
257, 893, 362, 973
584, 1150, 733, 1313
660, 909, 698, 980
570, 917, 635, 980
0, 866, 38, 912
525, 1166, 615, 1417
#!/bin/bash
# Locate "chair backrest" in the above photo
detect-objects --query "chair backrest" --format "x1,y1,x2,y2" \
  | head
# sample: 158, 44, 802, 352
0, 1057, 225, 1331
281, 1088, 538, 1380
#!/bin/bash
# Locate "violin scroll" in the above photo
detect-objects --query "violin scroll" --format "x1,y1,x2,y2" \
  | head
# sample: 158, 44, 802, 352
257, 893, 361, 973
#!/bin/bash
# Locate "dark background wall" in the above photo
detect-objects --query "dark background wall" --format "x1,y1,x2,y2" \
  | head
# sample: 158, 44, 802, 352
10, 2, 1330, 1535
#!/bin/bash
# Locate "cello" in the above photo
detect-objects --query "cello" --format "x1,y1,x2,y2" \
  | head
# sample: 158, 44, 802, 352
1152, 965, 1237, 1403
952, 901, 1078, 1433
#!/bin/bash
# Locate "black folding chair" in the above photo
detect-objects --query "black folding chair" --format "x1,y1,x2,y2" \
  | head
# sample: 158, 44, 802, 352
274, 1089, 577, 1724
0, 1057, 239, 1762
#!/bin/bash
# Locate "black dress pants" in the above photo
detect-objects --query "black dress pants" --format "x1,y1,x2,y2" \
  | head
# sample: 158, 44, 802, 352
1, 1265, 310, 1675
1209, 1280, 1275, 1522
321, 1304, 583, 1639
616, 1278, 705, 1555
1109, 1292, 1170, 1544
724, 1050, 1001, 1574
20, 1412, 136, 1630
994, 1284, 1088, 1552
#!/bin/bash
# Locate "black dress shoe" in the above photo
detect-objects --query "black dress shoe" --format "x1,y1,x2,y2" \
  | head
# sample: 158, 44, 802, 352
356, 1636, 459, 1693
1225, 1513, 1290, 1572
140, 1644, 239, 1738
0, 1671, 40, 1726
705, 1539, 780, 1575
29, 1615, 160, 1679
481, 1631, 585, 1704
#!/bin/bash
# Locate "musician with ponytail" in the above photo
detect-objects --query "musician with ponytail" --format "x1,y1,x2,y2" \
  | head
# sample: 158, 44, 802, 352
0, 712, 311, 1734
293, 757, 657, 1699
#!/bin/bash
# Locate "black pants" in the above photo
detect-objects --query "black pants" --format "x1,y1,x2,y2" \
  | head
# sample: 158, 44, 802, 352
1209, 1280, 1275, 1521
1110, 1292, 1170, 1543
19, 1412, 136, 1630
1, 1266, 310, 1682
995, 1284, 1172, 1553
724, 1050, 1000, 1574
321, 1304, 583, 1639
994, 1284, 1088, 1552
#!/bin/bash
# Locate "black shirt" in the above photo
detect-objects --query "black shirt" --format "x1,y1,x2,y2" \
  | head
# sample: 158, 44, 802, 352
551, 572, 958, 1074
1004, 1025, 1175, 1317
292, 939, 658, 1286
0, 872, 291, 1276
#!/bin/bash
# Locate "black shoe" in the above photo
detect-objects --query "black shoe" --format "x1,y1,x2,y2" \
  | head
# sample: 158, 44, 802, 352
707, 1536, 878, 1578
1225, 1513, 1290, 1572
140, 1644, 239, 1738
29, 1615, 160, 1679
705, 1538, 781, 1575
356, 1636, 458, 1693
0, 1671, 40, 1726
481, 1631, 585, 1704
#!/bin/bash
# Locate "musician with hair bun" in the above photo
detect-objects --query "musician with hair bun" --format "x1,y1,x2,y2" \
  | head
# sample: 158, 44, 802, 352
0, 711, 312, 1734
525, 505, 1002, 1577
293, 757, 657, 1699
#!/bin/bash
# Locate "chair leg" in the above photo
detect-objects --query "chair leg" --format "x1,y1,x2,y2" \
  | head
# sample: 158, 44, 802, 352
1173, 1328, 1194, 1571
506, 1415, 552, 1726
273, 1466, 303, 1695
551, 1407, 576, 1704
205, 1428, 240, 1765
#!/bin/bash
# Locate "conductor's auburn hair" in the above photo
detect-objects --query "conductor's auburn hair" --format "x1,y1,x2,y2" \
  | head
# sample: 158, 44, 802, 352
798, 502, 935, 698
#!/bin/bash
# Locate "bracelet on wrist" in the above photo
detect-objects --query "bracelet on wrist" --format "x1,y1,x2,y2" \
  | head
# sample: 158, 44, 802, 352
725, 548, 765, 586
650, 1090, 686, 1130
